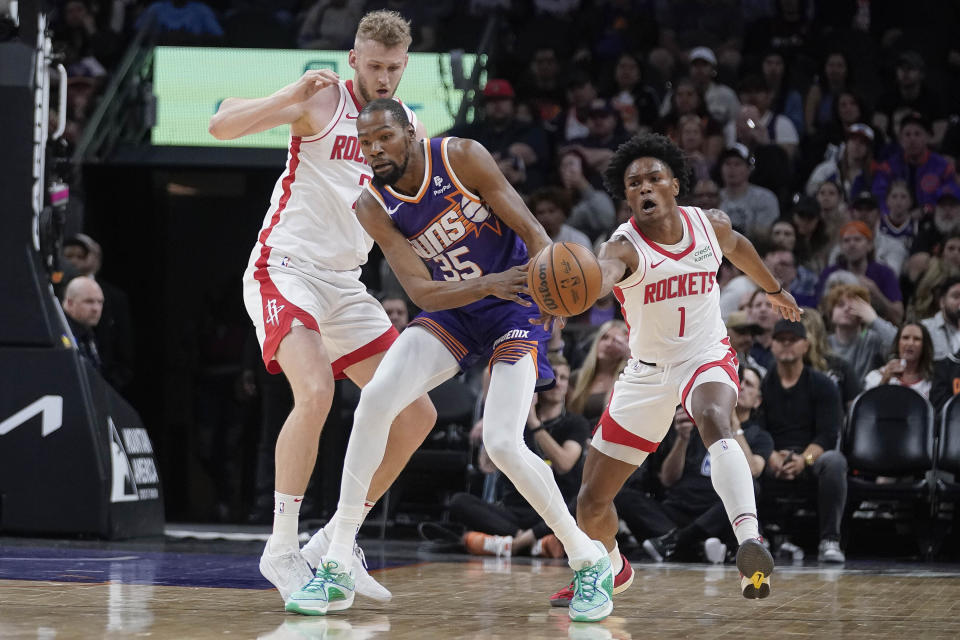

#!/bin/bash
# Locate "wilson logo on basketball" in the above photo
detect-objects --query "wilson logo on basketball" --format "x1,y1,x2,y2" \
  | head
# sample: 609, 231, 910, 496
534, 263, 560, 312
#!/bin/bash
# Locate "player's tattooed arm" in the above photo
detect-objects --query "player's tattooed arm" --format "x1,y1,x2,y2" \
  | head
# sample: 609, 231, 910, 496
445, 138, 553, 258
355, 192, 530, 311
208, 69, 340, 139
707, 208, 802, 321
596, 237, 638, 298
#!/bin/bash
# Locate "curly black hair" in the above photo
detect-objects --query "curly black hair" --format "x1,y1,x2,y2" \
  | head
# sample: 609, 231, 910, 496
602, 133, 691, 201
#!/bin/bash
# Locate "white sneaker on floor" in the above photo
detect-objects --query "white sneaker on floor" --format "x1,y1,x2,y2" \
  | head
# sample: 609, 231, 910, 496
703, 537, 727, 565
818, 539, 845, 563
301, 527, 392, 602
260, 537, 314, 604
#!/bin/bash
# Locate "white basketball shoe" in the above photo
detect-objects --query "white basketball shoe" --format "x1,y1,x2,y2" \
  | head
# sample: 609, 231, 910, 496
259, 536, 314, 604
301, 527, 392, 602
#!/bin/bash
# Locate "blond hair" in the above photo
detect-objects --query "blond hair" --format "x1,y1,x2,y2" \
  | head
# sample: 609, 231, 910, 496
911, 257, 960, 321
820, 282, 870, 326
567, 320, 628, 415
355, 10, 412, 49
800, 307, 830, 372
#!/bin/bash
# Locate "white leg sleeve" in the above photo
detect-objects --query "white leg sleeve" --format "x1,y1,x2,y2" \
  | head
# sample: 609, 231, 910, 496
327, 327, 460, 563
483, 356, 601, 570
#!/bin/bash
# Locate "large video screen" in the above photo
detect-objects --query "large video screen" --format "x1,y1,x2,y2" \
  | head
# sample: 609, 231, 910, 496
152, 47, 484, 147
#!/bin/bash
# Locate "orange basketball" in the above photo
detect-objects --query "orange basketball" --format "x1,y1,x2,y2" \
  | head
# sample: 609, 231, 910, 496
527, 242, 602, 317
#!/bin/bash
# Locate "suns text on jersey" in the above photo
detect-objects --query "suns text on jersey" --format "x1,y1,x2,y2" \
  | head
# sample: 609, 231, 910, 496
643, 271, 716, 304
408, 208, 472, 259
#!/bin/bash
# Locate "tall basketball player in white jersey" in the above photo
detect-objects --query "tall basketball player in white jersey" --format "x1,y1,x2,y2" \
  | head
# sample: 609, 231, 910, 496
208, 11, 437, 607
550, 134, 801, 604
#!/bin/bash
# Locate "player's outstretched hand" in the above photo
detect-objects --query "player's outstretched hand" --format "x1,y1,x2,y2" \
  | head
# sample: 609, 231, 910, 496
483, 263, 531, 307
529, 311, 566, 333
767, 288, 802, 322
285, 69, 340, 103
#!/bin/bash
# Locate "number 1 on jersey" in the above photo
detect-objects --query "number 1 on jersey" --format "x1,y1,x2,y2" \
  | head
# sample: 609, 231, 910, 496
678, 306, 686, 337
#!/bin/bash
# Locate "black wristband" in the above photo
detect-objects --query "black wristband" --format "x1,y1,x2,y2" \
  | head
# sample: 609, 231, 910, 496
765, 285, 783, 295
529, 426, 545, 434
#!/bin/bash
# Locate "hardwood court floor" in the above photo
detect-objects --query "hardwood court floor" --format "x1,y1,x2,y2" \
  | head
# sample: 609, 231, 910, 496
3, 542, 960, 639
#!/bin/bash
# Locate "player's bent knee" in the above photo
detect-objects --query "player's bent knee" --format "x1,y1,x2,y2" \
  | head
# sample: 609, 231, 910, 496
481, 433, 518, 468
291, 380, 335, 415
356, 385, 400, 420
404, 394, 437, 429
576, 484, 610, 520
697, 403, 730, 434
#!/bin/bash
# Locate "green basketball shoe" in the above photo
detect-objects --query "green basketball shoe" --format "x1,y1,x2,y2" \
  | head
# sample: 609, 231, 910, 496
568, 541, 614, 623
284, 559, 356, 616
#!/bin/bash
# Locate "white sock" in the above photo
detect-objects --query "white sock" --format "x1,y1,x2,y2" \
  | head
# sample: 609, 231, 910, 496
482, 357, 602, 571
270, 491, 302, 552
320, 500, 375, 545
327, 328, 460, 567
609, 542, 623, 575
708, 439, 761, 544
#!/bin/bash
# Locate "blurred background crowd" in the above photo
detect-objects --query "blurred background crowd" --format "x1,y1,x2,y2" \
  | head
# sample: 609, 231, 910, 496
38, 0, 960, 562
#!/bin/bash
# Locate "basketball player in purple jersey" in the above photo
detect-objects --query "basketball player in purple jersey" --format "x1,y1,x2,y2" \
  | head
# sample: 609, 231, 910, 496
283, 99, 615, 622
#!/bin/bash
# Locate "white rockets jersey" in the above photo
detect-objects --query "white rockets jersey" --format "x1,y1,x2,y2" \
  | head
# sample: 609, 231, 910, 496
611, 206, 728, 365
251, 80, 419, 271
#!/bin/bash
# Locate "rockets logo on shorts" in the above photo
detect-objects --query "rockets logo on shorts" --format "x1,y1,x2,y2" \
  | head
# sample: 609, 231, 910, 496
265, 299, 285, 326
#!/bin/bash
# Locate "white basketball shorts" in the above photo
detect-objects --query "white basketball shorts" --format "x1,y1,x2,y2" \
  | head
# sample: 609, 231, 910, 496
592, 338, 740, 466
242, 250, 396, 378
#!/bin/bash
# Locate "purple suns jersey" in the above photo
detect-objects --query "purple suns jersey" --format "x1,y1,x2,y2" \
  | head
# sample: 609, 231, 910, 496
364, 136, 553, 388
364, 137, 529, 312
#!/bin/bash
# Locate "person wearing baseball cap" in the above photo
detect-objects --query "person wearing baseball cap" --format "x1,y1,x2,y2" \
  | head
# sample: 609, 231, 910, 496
685, 45, 739, 125
724, 310, 769, 376
482, 78, 515, 100
580, 98, 628, 152
758, 315, 848, 563
719, 143, 780, 239
815, 220, 903, 322
804, 123, 879, 201
448, 78, 549, 191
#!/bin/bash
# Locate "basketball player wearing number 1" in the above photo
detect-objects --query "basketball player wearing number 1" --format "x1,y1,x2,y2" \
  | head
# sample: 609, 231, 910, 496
550, 134, 801, 606
284, 99, 614, 622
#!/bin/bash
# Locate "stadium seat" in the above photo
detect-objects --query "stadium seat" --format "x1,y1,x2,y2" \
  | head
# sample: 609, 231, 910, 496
935, 394, 960, 502
844, 386, 935, 499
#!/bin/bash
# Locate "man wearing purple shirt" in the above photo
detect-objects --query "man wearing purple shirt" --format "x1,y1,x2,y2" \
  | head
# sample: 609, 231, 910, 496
816, 221, 903, 324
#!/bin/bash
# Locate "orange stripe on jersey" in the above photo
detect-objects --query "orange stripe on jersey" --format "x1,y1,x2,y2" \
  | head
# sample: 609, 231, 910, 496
441, 137, 482, 203
490, 345, 538, 368
491, 340, 538, 364
385, 139, 432, 203
410, 317, 468, 360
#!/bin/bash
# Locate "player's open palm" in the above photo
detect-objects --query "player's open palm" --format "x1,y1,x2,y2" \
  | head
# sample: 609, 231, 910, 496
287, 69, 340, 103
767, 288, 802, 321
